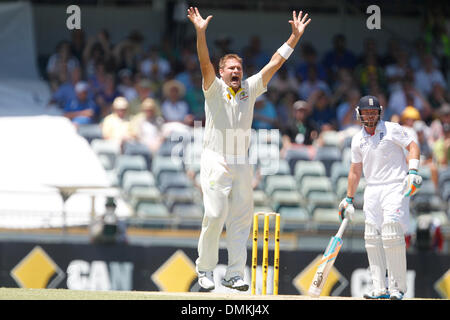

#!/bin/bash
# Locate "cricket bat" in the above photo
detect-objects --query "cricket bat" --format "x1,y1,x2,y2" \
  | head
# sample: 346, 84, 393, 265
308, 217, 349, 297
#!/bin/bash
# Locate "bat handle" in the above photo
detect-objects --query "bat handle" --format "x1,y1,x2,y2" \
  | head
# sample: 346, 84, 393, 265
336, 218, 349, 239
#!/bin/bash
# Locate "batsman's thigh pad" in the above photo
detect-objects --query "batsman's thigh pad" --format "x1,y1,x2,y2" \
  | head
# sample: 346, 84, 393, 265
363, 185, 383, 229
381, 222, 407, 293
380, 182, 409, 233
364, 223, 387, 291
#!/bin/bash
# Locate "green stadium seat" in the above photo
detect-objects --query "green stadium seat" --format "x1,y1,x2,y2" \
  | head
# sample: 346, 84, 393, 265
135, 202, 169, 218
265, 175, 297, 195
122, 171, 156, 195
294, 160, 326, 184
299, 176, 332, 198
151, 156, 184, 181
115, 154, 147, 185
271, 190, 302, 212
91, 138, 121, 169
311, 208, 340, 223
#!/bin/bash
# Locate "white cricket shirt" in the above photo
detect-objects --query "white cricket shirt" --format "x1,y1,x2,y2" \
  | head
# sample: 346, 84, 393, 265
202, 72, 267, 156
351, 121, 414, 185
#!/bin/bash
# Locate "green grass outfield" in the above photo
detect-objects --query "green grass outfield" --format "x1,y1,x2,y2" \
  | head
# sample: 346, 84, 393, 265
0, 288, 442, 300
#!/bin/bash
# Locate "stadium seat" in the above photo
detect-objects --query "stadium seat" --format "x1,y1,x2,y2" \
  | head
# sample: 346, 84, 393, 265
253, 189, 269, 207
151, 156, 184, 181
115, 154, 147, 185
299, 176, 332, 198
330, 161, 349, 186
158, 172, 193, 193
336, 177, 366, 199
278, 206, 310, 222
271, 190, 302, 212
284, 147, 311, 174
123, 141, 152, 171
164, 187, 197, 212
77, 124, 103, 143
321, 130, 341, 148
172, 203, 203, 218
294, 160, 326, 184
314, 146, 342, 177
264, 175, 297, 195
122, 171, 156, 195
261, 159, 291, 180
129, 186, 162, 211
135, 202, 170, 218
438, 167, 450, 189
91, 139, 121, 169
311, 208, 341, 224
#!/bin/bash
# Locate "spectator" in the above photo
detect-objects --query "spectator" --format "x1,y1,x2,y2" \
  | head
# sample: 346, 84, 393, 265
96, 73, 121, 119
329, 68, 358, 106
336, 88, 361, 130
252, 95, 278, 130
70, 29, 86, 63
184, 73, 205, 122
322, 34, 357, 82
49, 66, 82, 109
128, 79, 156, 117
286, 100, 318, 145
112, 30, 145, 72
64, 81, 100, 126
430, 103, 450, 144
213, 34, 233, 60
307, 89, 337, 131
428, 82, 450, 116
276, 90, 299, 131
298, 64, 331, 100
355, 51, 387, 96
139, 45, 171, 81
161, 79, 192, 125
387, 76, 432, 121
175, 55, 198, 91
413, 120, 437, 189
385, 49, 411, 93
268, 65, 300, 97
295, 42, 327, 81
47, 41, 80, 91
357, 37, 383, 67
83, 30, 113, 77
400, 106, 421, 145
101, 96, 133, 146
241, 35, 270, 70
414, 53, 447, 97
130, 98, 165, 153
432, 122, 450, 168
117, 69, 138, 102
88, 61, 108, 96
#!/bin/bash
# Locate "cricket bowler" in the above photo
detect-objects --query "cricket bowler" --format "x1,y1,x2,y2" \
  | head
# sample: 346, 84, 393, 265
187, 7, 311, 291
339, 95, 422, 300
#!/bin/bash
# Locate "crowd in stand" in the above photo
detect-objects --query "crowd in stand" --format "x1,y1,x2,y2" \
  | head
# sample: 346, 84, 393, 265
46, 12, 450, 192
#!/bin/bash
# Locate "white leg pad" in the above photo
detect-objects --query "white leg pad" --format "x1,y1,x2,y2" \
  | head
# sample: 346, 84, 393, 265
364, 223, 387, 291
382, 222, 407, 293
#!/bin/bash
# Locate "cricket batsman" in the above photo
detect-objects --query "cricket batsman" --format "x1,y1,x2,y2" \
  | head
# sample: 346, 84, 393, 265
187, 7, 311, 291
339, 95, 422, 300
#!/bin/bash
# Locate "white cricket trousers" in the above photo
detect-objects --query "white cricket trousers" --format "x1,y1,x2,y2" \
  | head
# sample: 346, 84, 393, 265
196, 148, 254, 280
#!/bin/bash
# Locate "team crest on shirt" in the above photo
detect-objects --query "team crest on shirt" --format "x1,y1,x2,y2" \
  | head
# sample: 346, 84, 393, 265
239, 91, 249, 101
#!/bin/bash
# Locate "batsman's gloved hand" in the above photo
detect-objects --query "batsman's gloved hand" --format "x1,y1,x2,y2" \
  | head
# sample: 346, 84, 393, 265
338, 197, 354, 222
403, 170, 422, 197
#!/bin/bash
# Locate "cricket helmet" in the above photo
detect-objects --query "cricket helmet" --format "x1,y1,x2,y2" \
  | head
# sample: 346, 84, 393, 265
355, 95, 383, 128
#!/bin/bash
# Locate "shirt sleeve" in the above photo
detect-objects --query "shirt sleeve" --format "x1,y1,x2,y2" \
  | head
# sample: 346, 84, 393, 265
391, 123, 414, 148
202, 77, 221, 100
350, 135, 362, 163
246, 71, 267, 98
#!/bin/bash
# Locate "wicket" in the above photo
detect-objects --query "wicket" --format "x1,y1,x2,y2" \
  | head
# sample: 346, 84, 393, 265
251, 212, 281, 295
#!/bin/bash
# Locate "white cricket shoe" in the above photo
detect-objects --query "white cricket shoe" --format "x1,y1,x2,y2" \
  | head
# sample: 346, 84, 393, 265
363, 289, 390, 299
221, 276, 249, 291
197, 270, 215, 291
389, 290, 404, 300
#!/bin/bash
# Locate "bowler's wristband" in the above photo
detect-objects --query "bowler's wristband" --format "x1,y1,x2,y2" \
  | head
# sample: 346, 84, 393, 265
277, 43, 294, 60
